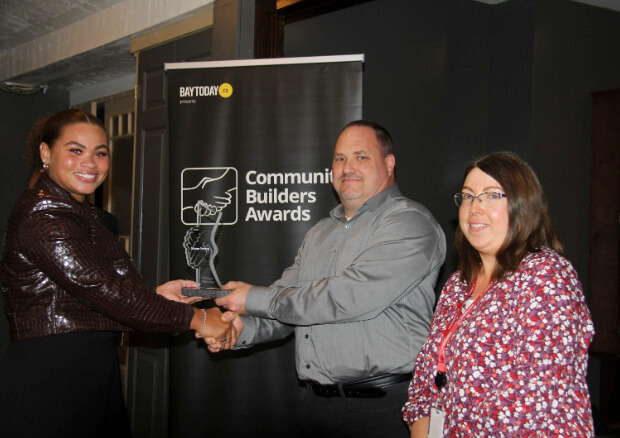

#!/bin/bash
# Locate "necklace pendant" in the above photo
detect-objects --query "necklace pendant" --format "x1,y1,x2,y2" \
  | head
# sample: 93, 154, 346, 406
434, 372, 447, 390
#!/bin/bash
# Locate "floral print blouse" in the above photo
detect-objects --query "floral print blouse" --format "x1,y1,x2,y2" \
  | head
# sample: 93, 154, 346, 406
403, 247, 594, 437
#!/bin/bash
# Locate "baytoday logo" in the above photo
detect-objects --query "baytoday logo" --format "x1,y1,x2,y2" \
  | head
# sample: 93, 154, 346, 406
179, 83, 233, 99
181, 168, 238, 226
219, 83, 233, 98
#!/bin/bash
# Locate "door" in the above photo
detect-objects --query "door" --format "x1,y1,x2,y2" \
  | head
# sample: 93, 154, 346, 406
588, 88, 620, 431
127, 28, 213, 438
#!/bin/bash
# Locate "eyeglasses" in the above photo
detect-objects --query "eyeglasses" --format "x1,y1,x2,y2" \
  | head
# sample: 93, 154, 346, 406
454, 192, 507, 207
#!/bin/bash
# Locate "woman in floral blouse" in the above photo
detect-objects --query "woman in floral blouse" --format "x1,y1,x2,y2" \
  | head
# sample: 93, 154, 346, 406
403, 151, 594, 437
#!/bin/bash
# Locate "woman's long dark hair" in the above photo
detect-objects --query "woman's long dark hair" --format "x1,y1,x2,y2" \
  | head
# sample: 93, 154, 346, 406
455, 151, 563, 284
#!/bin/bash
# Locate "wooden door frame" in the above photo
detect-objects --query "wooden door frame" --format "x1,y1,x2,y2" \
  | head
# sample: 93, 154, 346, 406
254, 0, 373, 58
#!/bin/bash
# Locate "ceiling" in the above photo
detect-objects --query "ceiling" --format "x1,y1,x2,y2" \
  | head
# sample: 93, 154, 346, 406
0, 0, 133, 91
1, 0, 619, 95
0, 0, 123, 51
0, 0, 215, 96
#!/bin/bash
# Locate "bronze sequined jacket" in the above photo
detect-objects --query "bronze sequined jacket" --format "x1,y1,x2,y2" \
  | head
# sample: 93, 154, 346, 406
0, 173, 193, 341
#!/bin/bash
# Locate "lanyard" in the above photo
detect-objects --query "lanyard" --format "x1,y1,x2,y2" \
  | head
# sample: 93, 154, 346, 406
434, 276, 493, 390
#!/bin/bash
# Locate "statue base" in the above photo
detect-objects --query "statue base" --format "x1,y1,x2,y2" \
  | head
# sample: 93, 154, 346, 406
182, 286, 231, 298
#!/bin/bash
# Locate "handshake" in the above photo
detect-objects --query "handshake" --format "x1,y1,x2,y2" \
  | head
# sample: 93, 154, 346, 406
156, 278, 249, 353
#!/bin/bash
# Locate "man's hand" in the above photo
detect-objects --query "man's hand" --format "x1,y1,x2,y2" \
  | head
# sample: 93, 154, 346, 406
207, 311, 244, 353
156, 279, 204, 304
215, 281, 251, 315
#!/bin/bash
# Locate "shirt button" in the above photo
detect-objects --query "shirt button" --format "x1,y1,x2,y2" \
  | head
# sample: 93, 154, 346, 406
306, 364, 310, 369
242, 341, 246, 345
304, 334, 309, 339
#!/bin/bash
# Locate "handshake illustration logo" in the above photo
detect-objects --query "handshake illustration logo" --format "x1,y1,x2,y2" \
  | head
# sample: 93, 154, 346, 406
181, 167, 238, 226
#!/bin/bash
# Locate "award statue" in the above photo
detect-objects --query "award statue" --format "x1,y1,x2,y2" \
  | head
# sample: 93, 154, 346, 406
182, 200, 230, 298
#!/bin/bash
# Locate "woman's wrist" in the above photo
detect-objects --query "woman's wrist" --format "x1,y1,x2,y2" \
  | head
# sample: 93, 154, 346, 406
189, 307, 205, 332
197, 308, 207, 337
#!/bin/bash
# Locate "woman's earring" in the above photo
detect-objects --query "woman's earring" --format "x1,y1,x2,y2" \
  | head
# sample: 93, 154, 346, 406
42, 162, 49, 169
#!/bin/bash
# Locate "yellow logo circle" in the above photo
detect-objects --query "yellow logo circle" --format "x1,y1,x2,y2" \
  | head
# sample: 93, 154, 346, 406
219, 83, 233, 98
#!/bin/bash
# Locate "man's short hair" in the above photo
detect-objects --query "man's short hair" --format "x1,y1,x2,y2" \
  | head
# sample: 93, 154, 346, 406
340, 120, 394, 158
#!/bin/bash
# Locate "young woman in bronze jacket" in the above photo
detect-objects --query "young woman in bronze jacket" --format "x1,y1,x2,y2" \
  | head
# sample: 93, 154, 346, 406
0, 109, 238, 437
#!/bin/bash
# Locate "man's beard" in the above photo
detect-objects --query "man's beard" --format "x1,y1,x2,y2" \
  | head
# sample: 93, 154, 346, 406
337, 178, 363, 201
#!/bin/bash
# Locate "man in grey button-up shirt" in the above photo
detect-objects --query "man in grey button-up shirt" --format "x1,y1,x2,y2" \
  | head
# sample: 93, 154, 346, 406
215, 120, 446, 437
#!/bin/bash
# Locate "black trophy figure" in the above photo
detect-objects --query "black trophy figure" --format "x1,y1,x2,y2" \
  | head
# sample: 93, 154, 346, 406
181, 200, 230, 298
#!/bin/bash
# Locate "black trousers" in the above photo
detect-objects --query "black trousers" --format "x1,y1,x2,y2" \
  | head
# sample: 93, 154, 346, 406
0, 331, 132, 438
295, 380, 410, 437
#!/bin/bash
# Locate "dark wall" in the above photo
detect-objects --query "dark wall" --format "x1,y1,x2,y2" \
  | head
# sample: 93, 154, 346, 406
284, 0, 620, 294
0, 88, 69, 359
531, 0, 620, 293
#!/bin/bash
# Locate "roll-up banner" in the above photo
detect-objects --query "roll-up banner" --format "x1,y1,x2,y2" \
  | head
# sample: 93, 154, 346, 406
165, 55, 363, 436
